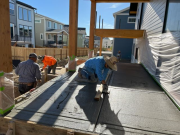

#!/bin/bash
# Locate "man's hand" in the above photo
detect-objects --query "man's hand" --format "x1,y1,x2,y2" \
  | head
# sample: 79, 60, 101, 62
101, 80, 106, 85
37, 80, 42, 83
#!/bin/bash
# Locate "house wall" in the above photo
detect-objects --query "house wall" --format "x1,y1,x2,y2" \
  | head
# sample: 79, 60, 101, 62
77, 34, 84, 48
133, 0, 180, 108
10, 0, 17, 35
113, 13, 135, 60
35, 17, 44, 47
16, 4, 35, 47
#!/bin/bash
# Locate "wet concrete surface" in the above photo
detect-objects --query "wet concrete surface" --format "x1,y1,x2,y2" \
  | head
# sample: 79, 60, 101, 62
7, 63, 180, 135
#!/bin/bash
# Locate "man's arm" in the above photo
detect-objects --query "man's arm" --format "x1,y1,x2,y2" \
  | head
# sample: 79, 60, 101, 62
35, 65, 42, 81
95, 61, 104, 82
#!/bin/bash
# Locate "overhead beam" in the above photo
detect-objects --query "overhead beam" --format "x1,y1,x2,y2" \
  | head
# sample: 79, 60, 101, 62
91, 0, 150, 3
95, 29, 145, 38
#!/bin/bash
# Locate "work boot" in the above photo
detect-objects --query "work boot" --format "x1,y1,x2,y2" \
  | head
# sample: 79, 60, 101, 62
78, 68, 83, 78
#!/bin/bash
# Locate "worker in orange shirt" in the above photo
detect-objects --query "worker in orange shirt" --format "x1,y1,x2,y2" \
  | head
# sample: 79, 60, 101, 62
38, 55, 57, 74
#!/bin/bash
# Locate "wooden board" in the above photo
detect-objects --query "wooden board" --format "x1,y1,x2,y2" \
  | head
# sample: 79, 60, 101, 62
0, 117, 97, 135
95, 29, 145, 38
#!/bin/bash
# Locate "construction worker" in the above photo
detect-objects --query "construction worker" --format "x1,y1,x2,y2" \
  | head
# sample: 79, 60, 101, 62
38, 55, 57, 74
78, 55, 118, 86
15, 53, 42, 95
117, 50, 121, 62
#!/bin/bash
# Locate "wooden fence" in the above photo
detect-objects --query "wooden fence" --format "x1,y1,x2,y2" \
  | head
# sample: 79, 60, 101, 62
11, 47, 99, 61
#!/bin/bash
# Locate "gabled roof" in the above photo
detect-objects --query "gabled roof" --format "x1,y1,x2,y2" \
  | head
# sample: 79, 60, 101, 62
17, 1, 36, 9
35, 13, 65, 25
113, 7, 130, 17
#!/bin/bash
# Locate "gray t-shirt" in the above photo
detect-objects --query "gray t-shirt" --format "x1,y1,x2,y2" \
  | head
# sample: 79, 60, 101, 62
15, 59, 42, 83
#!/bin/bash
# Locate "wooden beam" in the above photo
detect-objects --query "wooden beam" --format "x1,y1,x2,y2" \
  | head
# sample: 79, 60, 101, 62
95, 29, 145, 38
0, 0, 13, 72
89, 1, 96, 50
99, 37, 103, 56
91, 0, 150, 3
130, 11, 137, 14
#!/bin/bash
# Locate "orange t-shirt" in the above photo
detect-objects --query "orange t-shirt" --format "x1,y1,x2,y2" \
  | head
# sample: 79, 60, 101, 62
42, 55, 57, 69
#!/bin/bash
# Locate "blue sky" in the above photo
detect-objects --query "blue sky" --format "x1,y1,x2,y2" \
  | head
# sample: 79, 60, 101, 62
20, 0, 130, 35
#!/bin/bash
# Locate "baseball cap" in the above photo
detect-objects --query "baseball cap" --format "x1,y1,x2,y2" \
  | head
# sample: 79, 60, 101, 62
29, 53, 37, 58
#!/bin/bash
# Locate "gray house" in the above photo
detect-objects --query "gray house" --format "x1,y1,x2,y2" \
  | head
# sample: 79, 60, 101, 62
131, 1, 180, 109
35, 13, 66, 47
113, 7, 136, 60
9, 0, 17, 40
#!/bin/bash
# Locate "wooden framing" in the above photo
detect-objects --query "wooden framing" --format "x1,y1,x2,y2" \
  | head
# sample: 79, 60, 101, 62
0, 117, 97, 135
91, 0, 150, 3
95, 29, 145, 38
0, 0, 13, 72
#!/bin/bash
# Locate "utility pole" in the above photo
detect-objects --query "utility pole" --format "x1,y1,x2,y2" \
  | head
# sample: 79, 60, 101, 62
99, 15, 101, 29
102, 19, 103, 29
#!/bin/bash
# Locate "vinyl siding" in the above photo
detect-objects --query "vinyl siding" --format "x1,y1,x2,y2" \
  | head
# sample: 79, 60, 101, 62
35, 19, 44, 47
140, 0, 167, 35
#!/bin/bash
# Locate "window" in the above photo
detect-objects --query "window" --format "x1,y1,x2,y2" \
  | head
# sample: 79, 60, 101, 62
10, 23, 14, 38
48, 21, 51, 28
28, 27, 32, 37
9, 3, 14, 15
35, 19, 41, 23
164, 0, 180, 32
48, 34, 51, 39
54, 23, 57, 29
23, 9, 28, 21
19, 7, 23, 19
28, 10, 32, 22
128, 17, 136, 23
60, 24, 62, 29
19, 25, 24, 36
24, 26, 28, 36
135, 48, 139, 59
40, 33, 43, 40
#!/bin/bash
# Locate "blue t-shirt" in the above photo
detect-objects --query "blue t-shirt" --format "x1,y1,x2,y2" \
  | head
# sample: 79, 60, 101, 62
85, 56, 109, 81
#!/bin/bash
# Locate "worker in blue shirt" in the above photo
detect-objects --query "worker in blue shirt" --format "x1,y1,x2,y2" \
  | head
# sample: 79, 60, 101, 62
15, 53, 42, 94
78, 55, 118, 85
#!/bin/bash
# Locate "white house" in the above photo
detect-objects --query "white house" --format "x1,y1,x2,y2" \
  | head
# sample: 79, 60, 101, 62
102, 38, 113, 49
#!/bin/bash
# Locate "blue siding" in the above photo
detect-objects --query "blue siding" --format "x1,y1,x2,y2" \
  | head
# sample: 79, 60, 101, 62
113, 14, 135, 60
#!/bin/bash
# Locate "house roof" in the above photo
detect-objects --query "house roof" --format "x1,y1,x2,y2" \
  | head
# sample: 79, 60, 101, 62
46, 30, 69, 35
35, 13, 65, 25
113, 7, 130, 17
17, 1, 36, 9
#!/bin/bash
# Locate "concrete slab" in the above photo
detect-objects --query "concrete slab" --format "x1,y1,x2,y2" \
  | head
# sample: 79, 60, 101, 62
95, 63, 180, 135
7, 70, 103, 133
6, 63, 180, 135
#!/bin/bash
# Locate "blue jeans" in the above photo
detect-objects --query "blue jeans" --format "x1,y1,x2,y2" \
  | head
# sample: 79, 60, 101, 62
80, 66, 97, 81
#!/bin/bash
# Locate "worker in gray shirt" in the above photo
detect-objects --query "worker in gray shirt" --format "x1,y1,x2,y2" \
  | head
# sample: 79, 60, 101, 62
15, 53, 42, 94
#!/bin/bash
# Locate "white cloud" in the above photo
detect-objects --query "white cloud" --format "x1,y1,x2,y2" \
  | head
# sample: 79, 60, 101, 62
103, 23, 114, 29
109, 3, 121, 8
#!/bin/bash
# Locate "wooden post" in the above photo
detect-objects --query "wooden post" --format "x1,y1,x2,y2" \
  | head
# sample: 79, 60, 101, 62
88, 1, 96, 58
68, 0, 78, 71
0, 0, 13, 72
100, 37, 103, 56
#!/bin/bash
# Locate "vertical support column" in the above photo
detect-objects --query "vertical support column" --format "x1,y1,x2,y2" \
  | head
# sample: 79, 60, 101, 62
88, 1, 96, 58
100, 37, 103, 56
0, 0, 12, 72
68, 0, 78, 71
